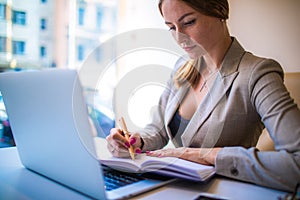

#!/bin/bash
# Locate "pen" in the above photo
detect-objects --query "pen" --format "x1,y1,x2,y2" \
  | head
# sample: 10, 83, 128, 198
119, 117, 135, 160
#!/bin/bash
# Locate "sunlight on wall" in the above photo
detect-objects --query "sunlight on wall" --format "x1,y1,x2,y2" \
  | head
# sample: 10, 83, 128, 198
128, 84, 164, 127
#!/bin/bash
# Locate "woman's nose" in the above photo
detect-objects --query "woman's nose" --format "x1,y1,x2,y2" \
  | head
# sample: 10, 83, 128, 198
172, 30, 189, 45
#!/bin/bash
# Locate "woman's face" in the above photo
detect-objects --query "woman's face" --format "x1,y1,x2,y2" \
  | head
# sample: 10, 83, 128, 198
161, 0, 223, 59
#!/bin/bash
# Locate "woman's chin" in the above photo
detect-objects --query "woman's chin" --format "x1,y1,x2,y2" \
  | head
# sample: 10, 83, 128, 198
187, 52, 202, 59
186, 48, 207, 59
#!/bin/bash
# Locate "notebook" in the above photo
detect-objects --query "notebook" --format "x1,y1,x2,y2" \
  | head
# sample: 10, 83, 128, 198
95, 137, 215, 182
0, 69, 174, 200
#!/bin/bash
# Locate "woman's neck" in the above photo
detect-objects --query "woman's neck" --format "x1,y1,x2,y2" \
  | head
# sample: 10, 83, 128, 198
204, 31, 232, 69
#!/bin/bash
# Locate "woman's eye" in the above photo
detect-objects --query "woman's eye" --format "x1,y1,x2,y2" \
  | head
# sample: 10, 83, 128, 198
184, 19, 196, 26
168, 26, 176, 31
167, 19, 196, 31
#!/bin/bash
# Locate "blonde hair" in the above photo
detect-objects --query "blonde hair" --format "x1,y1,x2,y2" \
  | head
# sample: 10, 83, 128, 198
174, 59, 201, 88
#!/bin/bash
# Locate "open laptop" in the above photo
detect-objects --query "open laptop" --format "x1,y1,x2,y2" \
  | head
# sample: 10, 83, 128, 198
0, 69, 174, 200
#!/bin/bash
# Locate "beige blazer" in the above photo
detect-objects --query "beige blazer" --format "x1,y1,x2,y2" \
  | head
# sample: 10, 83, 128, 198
139, 38, 300, 192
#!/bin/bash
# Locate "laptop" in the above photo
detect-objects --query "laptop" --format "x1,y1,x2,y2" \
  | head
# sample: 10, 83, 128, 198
0, 69, 174, 200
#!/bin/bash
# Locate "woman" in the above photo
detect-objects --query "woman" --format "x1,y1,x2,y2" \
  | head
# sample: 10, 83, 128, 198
106, 0, 300, 192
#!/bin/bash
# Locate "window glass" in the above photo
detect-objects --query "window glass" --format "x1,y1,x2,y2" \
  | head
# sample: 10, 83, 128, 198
12, 41, 25, 55
96, 6, 103, 29
0, 91, 15, 147
0, 0, 118, 147
0, 4, 6, 19
40, 18, 46, 30
0, 0, 173, 148
77, 45, 84, 61
40, 46, 46, 58
78, 7, 85, 26
0, 37, 6, 53
12, 10, 26, 25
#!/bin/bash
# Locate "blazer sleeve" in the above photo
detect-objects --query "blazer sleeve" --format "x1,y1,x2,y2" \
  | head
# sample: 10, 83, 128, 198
215, 58, 300, 192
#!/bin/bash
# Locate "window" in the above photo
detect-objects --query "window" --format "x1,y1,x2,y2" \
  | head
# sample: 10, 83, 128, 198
12, 10, 26, 25
40, 18, 47, 30
0, 0, 119, 148
96, 6, 103, 29
12, 41, 25, 55
77, 45, 84, 61
0, 4, 6, 20
0, 37, 6, 52
40, 46, 46, 58
78, 7, 85, 26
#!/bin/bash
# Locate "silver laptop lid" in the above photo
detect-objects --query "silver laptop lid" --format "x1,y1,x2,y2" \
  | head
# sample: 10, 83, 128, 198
0, 69, 106, 200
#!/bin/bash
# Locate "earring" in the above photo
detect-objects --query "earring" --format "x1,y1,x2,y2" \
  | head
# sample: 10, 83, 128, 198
220, 19, 225, 22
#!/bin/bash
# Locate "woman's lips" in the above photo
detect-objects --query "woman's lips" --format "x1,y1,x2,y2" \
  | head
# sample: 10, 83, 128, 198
183, 45, 196, 52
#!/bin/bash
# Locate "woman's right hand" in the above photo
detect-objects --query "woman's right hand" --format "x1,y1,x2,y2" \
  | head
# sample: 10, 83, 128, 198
106, 128, 143, 158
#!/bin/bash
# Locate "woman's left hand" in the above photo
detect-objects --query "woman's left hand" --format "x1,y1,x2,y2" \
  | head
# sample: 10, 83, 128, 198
146, 147, 222, 166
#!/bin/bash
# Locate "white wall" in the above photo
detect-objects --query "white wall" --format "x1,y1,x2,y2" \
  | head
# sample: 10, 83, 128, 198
228, 0, 300, 72
118, 0, 164, 32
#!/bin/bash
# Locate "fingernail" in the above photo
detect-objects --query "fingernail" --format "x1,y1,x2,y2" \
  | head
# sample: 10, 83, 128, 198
146, 151, 152, 155
125, 142, 130, 148
129, 138, 136, 145
135, 149, 142, 154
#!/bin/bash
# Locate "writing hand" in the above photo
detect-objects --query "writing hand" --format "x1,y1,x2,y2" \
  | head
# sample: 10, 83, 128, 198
106, 128, 142, 158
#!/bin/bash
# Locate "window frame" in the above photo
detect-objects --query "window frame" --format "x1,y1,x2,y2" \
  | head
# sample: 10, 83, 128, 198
12, 10, 26, 25
12, 40, 26, 55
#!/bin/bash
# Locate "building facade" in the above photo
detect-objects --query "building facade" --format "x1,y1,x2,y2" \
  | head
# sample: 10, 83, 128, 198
0, 0, 118, 70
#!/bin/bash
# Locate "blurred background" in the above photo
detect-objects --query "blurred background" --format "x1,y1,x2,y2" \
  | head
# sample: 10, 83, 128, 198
0, 0, 299, 147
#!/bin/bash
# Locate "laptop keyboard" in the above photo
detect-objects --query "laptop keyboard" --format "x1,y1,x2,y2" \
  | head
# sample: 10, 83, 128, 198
102, 165, 146, 191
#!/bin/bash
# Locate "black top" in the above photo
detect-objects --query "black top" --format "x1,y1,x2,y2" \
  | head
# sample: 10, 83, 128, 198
168, 109, 190, 146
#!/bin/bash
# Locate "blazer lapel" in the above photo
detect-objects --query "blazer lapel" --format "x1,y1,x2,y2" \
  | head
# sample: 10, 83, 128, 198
181, 72, 238, 146
181, 38, 246, 147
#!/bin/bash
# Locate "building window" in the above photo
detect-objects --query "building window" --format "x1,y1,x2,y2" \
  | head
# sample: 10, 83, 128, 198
78, 7, 85, 26
12, 41, 25, 55
0, 4, 6, 20
40, 0, 47, 3
12, 10, 26, 25
0, 37, 6, 52
77, 45, 84, 61
40, 46, 46, 58
96, 6, 103, 29
40, 18, 47, 30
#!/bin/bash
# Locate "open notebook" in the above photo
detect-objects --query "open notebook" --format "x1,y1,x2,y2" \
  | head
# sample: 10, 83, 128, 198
94, 138, 215, 182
